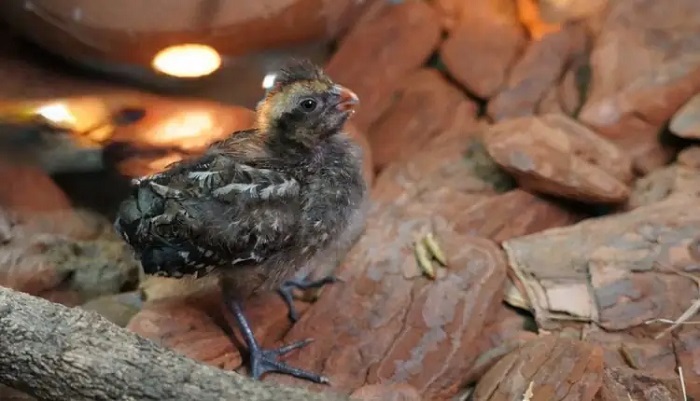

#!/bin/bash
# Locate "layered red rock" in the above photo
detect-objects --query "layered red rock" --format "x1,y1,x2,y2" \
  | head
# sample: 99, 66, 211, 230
367, 69, 477, 170
269, 207, 508, 400
578, 0, 700, 172
670, 93, 700, 139
502, 195, 700, 332
473, 335, 604, 401
483, 114, 633, 203
537, 0, 609, 25
627, 146, 700, 209
439, 0, 526, 98
325, 1, 442, 131
487, 23, 588, 121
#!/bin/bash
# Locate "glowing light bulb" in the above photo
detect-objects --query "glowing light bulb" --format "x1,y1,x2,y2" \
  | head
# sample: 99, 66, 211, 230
152, 44, 222, 78
36, 103, 76, 126
262, 73, 277, 90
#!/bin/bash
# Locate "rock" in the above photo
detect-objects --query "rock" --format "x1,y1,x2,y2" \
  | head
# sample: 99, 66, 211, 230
670, 93, 700, 139
537, 0, 609, 25
627, 146, 700, 209
0, 163, 72, 214
127, 294, 242, 371
596, 367, 685, 401
487, 23, 587, 121
451, 189, 585, 243
0, 385, 35, 401
372, 122, 512, 207
127, 289, 306, 372
483, 114, 633, 203
473, 335, 604, 401
582, 326, 677, 374
325, 1, 442, 131
578, 0, 700, 172
42, 238, 140, 302
502, 196, 700, 332
515, 0, 563, 40
674, 326, 700, 397
537, 53, 588, 116
439, 0, 526, 98
0, 207, 134, 302
269, 206, 508, 400
345, 122, 375, 187
81, 291, 143, 327
463, 305, 538, 385
350, 384, 421, 401
367, 69, 477, 170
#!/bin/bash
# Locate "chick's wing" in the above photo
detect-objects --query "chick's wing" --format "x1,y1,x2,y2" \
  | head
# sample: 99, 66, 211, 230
115, 151, 302, 278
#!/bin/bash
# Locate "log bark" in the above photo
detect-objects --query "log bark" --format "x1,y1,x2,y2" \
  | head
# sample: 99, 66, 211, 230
0, 285, 347, 401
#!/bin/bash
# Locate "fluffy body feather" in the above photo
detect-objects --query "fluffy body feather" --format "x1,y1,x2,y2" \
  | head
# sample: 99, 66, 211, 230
114, 59, 366, 301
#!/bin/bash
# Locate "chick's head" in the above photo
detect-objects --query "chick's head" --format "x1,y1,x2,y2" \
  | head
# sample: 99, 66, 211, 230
257, 59, 359, 147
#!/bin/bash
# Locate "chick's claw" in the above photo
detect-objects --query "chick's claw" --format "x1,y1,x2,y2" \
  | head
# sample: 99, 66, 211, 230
250, 339, 329, 384
414, 232, 448, 279
227, 300, 329, 384
278, 275, 341, 322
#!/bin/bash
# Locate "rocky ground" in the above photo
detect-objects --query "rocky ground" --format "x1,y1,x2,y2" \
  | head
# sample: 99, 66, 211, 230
1, 0, 700, 400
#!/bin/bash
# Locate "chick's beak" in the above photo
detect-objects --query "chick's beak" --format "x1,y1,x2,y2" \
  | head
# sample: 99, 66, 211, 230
332, 84, 359, 112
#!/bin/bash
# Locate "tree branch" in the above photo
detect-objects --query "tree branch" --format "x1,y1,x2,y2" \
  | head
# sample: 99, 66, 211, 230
0, 285, 347, 401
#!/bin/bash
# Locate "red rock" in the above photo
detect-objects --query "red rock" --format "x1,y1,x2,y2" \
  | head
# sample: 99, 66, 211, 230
127, 297, 242, 371
502, 196, 700, 332
325, 1, 442, 131
350, 384, 421, 401
452, 189, 584, 242
0, 163, 71, 214
269, 207, 508, 400
670, 93, 700, 139
487, 23, 587, 121
483, 114, 633, 203
345, 122, 375, 187
596, 367, 685, 401
515, 0, 562, 40
674, 327, 700, 397
439, 0, 526, 98
367, 69, 477, 170
537, 53, 588, 116
473, 335, 604, 401
537, 0, 609, 25
372, 120, 505, 206
127, 288, 308, 372
578, 0, 700, 172
462, 305, 539, 385
627, 147, 700, 209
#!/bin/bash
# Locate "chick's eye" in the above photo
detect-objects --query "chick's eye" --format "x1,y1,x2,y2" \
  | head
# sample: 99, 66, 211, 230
299, 98, 318, 112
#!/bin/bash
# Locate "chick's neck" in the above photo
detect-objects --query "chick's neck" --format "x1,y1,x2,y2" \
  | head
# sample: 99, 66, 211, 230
262, 123, 335, 164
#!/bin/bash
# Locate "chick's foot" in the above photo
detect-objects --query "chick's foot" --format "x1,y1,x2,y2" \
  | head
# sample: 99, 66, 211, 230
278, 275, 340, 322
227, 300, 329, 384
414, 232, 448, 279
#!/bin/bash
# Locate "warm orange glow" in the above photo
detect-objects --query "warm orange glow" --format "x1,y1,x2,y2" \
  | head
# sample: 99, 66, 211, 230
152, 44, 222, 78
0, 98, 115, 144
147, 110, 225, 150
516, 0, 561, 40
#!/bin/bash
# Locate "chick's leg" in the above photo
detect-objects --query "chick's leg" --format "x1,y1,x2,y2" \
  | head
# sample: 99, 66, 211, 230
278, 275, 340, 322
226, 299, 329, 384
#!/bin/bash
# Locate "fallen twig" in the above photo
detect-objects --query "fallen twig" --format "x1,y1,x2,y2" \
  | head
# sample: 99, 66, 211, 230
521, 381, 534, 401
679, 367, 687, 401
0, 285, 346, 401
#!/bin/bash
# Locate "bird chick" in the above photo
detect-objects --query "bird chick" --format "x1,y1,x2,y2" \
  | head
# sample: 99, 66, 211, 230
114, 58, 366, 383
